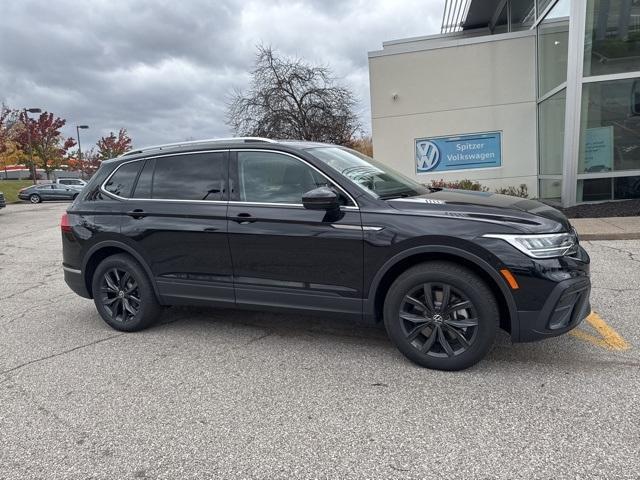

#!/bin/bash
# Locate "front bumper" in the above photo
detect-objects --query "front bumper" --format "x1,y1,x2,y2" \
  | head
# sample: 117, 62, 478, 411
515, 276, 591, 342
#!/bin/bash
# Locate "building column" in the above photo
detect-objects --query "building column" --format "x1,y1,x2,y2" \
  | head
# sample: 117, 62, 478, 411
561, 0, 587, 207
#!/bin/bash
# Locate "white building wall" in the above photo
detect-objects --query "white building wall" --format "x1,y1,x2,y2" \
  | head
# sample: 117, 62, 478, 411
369, 31, 539, 196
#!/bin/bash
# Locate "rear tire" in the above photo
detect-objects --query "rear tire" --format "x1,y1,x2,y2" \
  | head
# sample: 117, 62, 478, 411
91, 253, 161, 332
383, 261, 498, 371
29, 194, 41, 204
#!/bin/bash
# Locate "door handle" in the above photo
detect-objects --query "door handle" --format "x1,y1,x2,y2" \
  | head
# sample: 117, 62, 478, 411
127, 209, 147, 219
232, 212, 256, 224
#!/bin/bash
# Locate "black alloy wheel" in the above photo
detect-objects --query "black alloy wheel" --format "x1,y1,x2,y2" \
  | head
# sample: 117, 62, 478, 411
100, 267, 141, 324
92, 253, 161, 332
383, 261, 498, 371
399, 282, 478, 358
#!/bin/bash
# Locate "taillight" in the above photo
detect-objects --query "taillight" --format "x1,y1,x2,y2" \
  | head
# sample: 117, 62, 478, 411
60, 213, 72, 232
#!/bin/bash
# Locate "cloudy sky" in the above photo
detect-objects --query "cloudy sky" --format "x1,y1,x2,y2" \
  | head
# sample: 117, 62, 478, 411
1, 0, 444, 150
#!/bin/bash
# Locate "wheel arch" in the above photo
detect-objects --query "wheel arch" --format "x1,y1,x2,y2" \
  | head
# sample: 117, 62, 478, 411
82, 241, 160, 300
366, 246, 517, 335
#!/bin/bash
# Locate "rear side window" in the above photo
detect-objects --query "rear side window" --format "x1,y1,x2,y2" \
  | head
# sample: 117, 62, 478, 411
104, 161, 143, 198
148, 152, 226, 201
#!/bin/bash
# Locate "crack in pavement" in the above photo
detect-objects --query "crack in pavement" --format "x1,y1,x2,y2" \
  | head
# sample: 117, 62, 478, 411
587, 242, 640, 264
0, 333, 124, 377
0, 291, 77, 328
591, 286, 640, 293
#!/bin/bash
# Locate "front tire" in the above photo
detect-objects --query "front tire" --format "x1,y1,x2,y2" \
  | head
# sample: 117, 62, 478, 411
91, 253, 161, 332
29, 194, 41, 204
383, 261, 498, 371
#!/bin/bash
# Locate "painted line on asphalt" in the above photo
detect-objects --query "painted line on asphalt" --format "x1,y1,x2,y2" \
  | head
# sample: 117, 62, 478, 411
569, 312, 630, 351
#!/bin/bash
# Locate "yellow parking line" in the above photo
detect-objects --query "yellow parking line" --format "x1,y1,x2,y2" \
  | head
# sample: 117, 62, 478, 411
569, 312, 630, 351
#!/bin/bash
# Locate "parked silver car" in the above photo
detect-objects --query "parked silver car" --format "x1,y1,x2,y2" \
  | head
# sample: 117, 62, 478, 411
18, 183, 83, 203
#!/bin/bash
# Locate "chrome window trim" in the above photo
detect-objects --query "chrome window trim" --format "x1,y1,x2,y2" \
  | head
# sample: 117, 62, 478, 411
231, 148, 359, 209
101, 148, 360, 209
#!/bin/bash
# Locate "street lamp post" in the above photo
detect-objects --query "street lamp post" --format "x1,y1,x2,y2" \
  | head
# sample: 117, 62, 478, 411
75, 125, 89, 179
24, 108, 42, 184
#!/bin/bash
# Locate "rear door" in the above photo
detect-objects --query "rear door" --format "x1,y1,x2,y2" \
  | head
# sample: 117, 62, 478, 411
227, 149, 364, 317
114, 150, 234, 306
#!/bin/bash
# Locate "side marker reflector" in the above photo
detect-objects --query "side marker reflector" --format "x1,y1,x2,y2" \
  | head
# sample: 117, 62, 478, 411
500, 269, 519, 290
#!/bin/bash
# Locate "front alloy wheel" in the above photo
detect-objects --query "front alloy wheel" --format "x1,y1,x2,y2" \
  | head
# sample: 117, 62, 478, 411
383, 261, 498, 371
399, 283, 478, 358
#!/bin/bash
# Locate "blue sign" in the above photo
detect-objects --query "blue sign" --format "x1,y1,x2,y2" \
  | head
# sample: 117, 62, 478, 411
415, 132, 502, 173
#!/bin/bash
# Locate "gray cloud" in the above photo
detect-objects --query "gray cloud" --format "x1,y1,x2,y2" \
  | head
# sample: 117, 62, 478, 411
0, 0, 444, 149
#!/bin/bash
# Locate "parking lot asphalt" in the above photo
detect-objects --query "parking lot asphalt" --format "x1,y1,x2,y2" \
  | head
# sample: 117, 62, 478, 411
1, 202, 638, 480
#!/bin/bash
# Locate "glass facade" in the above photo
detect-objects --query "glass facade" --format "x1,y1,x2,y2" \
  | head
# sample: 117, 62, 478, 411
578, 78, 640, 174
537, 0, 570, 96
576, 0, 640, 202
533, 0, 640, 204
539, 89, 566, 175
584, 0, 640, 77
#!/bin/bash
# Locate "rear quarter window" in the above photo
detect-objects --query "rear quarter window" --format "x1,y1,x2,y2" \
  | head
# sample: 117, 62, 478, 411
103, 161, 143, 198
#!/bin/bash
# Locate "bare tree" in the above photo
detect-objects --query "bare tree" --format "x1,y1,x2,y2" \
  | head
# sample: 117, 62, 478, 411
227, 46, 360, 144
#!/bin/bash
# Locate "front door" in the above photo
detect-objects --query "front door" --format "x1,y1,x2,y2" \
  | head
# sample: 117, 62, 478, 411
227, 150, 364, 317
115, 151, 234, 306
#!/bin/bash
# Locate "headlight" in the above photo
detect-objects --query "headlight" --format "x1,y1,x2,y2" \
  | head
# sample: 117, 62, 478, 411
483, 232, 578, 259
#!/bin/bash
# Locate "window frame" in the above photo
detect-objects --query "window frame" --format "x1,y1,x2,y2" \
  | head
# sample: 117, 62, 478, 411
228, 149, 359, 209
100, 150, 229, 203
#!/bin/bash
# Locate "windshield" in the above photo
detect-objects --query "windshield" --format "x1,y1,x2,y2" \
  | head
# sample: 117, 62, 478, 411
308, 146, 428, 199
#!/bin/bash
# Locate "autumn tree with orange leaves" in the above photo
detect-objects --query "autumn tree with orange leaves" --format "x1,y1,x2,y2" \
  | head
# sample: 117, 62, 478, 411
14, 111, 76, 179
96, 128, 132, 160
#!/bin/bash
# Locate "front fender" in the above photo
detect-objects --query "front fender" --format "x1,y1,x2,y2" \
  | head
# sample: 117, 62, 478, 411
364, 244, 518, 336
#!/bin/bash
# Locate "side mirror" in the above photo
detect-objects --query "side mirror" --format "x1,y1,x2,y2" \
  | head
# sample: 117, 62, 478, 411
302, 186, 340, 211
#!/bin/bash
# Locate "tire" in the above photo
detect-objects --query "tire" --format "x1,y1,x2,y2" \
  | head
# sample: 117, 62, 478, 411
91, 253, 161, 332
383, 261, 498, 371
29, 194, 41, 204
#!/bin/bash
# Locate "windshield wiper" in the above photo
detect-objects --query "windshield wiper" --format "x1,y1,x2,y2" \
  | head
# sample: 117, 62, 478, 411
379, 192, 413, 200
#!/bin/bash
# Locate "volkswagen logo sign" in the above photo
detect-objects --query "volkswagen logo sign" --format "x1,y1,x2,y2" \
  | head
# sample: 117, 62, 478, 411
416, 140, 440, 172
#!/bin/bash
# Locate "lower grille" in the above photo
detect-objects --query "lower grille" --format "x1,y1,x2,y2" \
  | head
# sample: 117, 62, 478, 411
548, 283, 591, 330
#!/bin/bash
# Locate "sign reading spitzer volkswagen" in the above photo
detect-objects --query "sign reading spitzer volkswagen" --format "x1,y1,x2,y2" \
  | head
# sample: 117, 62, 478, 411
415, 132, 502, 173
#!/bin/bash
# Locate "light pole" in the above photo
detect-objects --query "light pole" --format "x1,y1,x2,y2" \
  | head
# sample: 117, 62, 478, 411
75, 125, 89, 179
23, 108, 42, 184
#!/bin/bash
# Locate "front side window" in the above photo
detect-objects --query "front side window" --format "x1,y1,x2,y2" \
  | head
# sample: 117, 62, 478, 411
104, 161, 143, 198
308, 147, 427, 200
148, 152, 226, 201
236, 151, 330, 204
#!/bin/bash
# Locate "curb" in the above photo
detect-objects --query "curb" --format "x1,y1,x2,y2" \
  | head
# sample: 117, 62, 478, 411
578, 233, 640, 241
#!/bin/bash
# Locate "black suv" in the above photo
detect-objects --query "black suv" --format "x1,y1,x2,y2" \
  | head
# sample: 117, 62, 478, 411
62, 138, 591, 370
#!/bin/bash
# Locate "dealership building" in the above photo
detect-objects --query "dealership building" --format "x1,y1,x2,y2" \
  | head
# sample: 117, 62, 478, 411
368, 0, 640, 206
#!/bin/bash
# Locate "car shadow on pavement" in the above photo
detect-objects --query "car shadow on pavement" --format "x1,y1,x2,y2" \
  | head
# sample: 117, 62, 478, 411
145, 305, 610, 370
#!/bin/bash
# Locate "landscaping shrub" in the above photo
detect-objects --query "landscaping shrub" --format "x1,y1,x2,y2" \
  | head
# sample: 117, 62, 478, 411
427, 179, 529, 198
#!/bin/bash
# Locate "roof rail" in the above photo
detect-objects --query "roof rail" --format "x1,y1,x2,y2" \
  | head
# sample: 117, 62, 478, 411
120, 137, 277, 157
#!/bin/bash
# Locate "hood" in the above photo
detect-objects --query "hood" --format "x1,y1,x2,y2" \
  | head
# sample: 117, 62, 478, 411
387, 189, 571, 234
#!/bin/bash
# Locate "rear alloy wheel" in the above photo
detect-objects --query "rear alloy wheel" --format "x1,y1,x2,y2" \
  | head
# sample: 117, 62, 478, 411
92, 253, 161, 331
29, 194, 41, 204
384, 261, 498, 371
